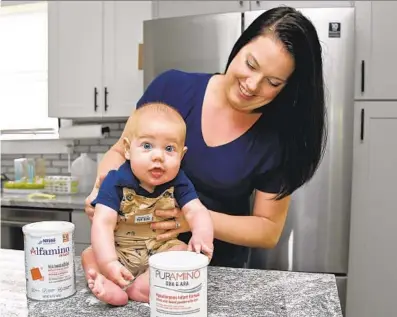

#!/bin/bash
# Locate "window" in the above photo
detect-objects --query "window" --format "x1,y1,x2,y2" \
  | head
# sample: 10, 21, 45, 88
0, 1, 58, 138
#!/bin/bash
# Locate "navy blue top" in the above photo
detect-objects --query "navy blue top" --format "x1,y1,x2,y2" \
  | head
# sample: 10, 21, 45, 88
136, 70, 282, 268
92, 161, 198, 214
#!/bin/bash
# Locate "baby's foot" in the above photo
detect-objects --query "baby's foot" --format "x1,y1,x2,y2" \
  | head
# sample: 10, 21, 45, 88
87, 269, 129, 306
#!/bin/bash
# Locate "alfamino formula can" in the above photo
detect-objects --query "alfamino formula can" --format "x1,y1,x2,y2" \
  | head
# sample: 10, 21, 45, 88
149, 251, 209, 317
22, 221, 76, 301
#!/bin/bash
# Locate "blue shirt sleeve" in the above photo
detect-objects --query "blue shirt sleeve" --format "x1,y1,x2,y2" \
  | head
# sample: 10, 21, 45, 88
172, 170, 198, 208
253, 169, 283, 194
252, 147, 283, 194
91, 170, 122, 213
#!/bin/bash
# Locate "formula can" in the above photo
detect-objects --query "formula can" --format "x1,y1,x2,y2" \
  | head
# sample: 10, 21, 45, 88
149, 251, 209, 317
22, 221, 76, 301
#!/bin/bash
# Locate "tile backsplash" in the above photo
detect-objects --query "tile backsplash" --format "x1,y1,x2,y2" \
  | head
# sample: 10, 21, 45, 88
1, 122, 125, 179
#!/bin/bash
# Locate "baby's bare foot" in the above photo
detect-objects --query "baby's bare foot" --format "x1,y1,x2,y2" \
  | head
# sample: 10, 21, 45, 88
87, 269, 129, 306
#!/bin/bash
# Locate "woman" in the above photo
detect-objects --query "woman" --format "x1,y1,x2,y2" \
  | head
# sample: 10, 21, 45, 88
84, 6, 326, 269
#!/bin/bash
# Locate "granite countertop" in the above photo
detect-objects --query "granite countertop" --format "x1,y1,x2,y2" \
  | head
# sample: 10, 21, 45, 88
1, 193, 86, 210
1, 249, 342, 317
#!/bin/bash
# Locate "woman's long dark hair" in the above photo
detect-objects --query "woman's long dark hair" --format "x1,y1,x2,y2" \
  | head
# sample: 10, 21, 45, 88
225, 6, 327, 199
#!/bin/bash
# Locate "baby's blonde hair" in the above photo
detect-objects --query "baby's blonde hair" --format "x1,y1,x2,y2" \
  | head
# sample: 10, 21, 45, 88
127, 102, 186, 144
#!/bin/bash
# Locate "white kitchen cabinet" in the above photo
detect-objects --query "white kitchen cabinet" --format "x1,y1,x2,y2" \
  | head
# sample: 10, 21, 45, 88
49, 1, 152, 119
102, 1, 151, 118
152, 0, 249, 18
355, 1, 397, 100
48, 1, 103, 118
346, 101, 397, 317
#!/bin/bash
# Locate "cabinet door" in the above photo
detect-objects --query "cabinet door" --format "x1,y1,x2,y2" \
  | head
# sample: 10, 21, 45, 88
48, 1, 103, 118
355, 2, 397, 100
154, 0, 249, 19
103, 1, 152, 118
346, 101, 397, 317
250, 1, 354, 11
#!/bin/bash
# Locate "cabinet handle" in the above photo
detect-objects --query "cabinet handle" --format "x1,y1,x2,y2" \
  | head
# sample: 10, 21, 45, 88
104, 87, 109, 112
239, 1, 243, 6
94, 87, 98, 112
360, 109, 364, 141
361, 60, 365, 93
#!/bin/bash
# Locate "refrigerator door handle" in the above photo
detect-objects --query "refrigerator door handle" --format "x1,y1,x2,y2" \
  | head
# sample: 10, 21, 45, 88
360, 108, 365, 141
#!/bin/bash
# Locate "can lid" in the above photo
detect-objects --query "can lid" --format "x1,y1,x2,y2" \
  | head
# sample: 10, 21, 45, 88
149, 251, 209, 270
22, 221, 75, 236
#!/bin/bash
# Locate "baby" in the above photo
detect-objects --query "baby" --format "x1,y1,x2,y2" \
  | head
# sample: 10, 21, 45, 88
84, 102, 214, 306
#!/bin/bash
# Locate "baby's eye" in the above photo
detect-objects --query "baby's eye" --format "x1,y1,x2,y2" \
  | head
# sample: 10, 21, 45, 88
142, 142, 152, 150
165, 145, 175, 152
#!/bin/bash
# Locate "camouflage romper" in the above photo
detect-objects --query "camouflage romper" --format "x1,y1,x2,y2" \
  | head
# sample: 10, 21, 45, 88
114, 186, 184, 276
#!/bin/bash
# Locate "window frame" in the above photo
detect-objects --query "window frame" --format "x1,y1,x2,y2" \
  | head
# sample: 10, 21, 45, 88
0, 1, 59, 141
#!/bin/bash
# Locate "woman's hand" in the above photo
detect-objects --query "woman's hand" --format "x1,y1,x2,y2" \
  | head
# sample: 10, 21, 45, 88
152, 208, 191, 241
84, 174, 107, 221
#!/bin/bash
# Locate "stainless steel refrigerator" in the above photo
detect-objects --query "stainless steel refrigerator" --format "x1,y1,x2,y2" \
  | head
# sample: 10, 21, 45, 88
143, 7, 355, 315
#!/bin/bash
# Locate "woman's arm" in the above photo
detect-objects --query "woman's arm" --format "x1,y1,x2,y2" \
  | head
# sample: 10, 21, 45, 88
154, 191, 290, 249
210, 191, 290, 248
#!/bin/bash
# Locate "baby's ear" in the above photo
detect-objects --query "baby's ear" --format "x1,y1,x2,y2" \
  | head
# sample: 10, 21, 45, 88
123, 137, 131, 160
181, 146, 188, 158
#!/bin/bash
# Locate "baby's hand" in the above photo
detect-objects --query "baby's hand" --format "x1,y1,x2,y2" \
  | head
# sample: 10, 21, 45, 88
104, 260, 134, 288
182, 199, 214, 260
188, 228, 214, 260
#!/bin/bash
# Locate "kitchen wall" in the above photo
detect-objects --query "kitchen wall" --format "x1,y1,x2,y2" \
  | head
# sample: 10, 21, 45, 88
1, 122, 125, 179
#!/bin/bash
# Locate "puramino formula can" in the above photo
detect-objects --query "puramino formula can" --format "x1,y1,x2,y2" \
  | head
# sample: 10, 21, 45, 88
22, 221, 76, 301
149, 251, 209, 317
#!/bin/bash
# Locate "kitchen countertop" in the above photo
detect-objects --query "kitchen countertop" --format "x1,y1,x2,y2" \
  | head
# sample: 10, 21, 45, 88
1, 249, 343, 317
1, 192, 86, 210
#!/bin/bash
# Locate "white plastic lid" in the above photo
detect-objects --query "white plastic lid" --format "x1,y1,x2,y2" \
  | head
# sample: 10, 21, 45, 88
149, 251, 209, 270
22, 221, 75, 236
